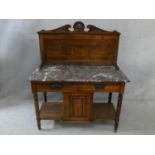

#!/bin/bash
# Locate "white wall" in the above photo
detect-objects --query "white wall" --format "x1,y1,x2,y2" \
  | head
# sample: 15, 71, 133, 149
0, 19, 155, 102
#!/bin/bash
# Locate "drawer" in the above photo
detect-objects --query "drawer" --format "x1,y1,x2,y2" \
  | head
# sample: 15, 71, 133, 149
34, 82, 78, 92
31, 82, 121, 93
93, 83, 120, 92
78, 83, 120, 92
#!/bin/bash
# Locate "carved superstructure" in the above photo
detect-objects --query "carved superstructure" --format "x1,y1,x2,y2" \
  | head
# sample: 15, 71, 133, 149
38, 21, 120, 34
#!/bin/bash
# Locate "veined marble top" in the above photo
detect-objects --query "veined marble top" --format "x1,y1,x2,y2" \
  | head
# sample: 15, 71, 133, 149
29, 65, 129, 82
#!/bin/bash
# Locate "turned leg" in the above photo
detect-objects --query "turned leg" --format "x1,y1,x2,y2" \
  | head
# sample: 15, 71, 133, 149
114, 93, 123, 132
43, 92, 47, 102
33, 93, 41, 130
108, 92, 112, 104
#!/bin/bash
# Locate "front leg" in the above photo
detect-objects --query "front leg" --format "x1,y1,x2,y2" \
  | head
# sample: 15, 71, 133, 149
43, 92, 47, 102
108, 92, 112, 104
33, 93, 41, 130
114, 93, 123, 132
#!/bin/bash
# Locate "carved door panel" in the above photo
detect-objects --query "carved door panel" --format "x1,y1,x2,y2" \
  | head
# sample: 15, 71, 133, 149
63, 93, 93, 121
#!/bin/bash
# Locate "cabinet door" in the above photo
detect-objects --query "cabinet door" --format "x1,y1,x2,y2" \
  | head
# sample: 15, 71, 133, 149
63, 93, 93, 121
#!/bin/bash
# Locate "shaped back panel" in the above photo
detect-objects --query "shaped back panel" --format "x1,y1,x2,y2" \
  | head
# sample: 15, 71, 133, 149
38, 22, 120, 66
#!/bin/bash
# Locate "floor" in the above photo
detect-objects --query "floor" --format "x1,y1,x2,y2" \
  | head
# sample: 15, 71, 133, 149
0, 94, 155, 135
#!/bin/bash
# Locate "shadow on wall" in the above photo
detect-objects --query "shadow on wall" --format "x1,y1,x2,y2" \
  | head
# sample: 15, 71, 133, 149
0, 20, 41, 99
0, 62, 1, 95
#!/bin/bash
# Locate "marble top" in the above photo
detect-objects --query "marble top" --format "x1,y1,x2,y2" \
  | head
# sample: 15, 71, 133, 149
29, 65, 129, 83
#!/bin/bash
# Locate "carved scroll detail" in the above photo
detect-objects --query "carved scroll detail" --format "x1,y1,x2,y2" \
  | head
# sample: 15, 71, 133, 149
87, 25, 109, 33
39, 25, 71, 33
38, 21, 119, 34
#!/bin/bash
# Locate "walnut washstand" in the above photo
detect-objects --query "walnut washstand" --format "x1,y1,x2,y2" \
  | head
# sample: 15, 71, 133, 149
29, 21, 129, 132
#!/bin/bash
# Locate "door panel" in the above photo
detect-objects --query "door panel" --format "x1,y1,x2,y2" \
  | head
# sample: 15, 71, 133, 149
63, 93, 92, 121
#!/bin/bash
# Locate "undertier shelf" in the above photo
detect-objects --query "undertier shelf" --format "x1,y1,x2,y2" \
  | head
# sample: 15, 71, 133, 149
40, 102, 62, 120
40, 102, 115, 121
93, 103, 115, 120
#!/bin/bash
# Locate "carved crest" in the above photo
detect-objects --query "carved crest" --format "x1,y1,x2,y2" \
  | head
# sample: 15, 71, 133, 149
73, 21, 85, 32
38, 21, 120, 34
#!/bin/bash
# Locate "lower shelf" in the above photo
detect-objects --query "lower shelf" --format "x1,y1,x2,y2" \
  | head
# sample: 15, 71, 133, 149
93, 103, 115, 120
40, 102, 62, 120
40, 102, 115, 121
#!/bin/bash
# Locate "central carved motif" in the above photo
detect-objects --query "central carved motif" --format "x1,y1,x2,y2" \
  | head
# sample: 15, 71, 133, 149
73, 21, 85, 32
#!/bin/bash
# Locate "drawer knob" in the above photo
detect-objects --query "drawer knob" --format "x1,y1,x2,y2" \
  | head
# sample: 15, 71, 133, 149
95, 84, 105, 90
50, 82, 64, 89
